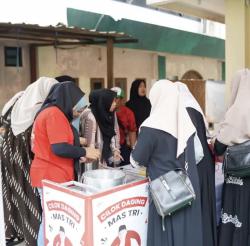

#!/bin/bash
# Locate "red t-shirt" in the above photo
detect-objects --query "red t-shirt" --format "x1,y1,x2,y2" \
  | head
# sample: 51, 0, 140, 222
30, 106, 74, 187
116, 105, 137, 145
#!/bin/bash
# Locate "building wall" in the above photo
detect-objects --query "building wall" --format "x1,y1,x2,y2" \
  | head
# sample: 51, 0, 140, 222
165, 53, 222, 80
0, 41, 30, 110
37, 46, 158, 97
206, 80, 225, 123
0, 41, 222, 111
37, 45, 221, 97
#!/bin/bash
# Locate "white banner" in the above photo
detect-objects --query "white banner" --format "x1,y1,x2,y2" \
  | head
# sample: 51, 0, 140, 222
92, 182, 149, 246
43, 185, 85, 246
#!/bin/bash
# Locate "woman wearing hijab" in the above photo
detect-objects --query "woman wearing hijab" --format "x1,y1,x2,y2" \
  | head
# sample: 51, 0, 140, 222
55, 75, 76, 84
111, 87, 137, 165
30, 82, 100, 246
0, 91, 24, 147
130, 80, 203, 246
126, 79, 151, 130
57, 75, 88, 151
71, 96, 88, 180
72, 96, 88, 134
1, 91, 24, 119
213, 69, 250, 246
80, 89, 121, 168
0, 77, 58, 245
177, 82, 217, 246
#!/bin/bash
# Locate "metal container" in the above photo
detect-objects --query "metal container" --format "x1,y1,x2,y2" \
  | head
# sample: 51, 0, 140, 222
61, 181, 100, 195
83, 160, 99, 172
82, 169, 126, 190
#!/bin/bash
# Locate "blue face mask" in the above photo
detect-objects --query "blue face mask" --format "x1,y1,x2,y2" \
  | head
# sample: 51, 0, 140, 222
72, 96, 87, 132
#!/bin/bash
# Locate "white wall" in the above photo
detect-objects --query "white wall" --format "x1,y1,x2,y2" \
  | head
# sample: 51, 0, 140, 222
37, 46, 158, 97
165, 53, 222, 81
206, 80, 226, 123
0, 41, 30, 110
37, 45, 221, 97
0, 42, 222, 110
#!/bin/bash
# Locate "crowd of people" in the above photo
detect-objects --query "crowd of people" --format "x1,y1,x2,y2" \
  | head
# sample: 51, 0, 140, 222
0, 69, 249, 246
0, 76, 150, 246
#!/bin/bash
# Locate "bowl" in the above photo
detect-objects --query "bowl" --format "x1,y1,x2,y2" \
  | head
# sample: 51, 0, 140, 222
82, 169, 125, 190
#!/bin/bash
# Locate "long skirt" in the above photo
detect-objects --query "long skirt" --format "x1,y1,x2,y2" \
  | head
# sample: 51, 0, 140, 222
1, 125, 42, 245
197, 154, 218, 246
146, 140, 203, 246
218, 176, 250, 246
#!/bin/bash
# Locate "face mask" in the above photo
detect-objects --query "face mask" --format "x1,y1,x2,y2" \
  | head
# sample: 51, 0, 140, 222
72, 96, 87, 132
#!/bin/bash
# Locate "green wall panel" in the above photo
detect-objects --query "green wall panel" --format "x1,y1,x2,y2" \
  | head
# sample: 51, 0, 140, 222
158, 56, 166, 79
222, 61, 225, 81
67, 8, 225, 60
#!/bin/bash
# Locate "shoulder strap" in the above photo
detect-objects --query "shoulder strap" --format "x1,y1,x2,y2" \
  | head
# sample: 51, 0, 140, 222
184, 149, 189, 172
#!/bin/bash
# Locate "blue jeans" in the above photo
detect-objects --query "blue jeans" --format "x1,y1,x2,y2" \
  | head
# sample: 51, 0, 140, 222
37, 188, 44, 246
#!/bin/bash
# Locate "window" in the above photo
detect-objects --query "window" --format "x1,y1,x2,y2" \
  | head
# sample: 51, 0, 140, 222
90, 78, 104, 91
4, 47, 22, 67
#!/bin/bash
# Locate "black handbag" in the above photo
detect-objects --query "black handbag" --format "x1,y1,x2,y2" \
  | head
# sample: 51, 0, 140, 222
149, 157, 196, 231
223, 140, 250, 177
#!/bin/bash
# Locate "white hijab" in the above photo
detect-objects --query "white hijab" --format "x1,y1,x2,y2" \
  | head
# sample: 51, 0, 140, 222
216, 69, 250, 145
175, 82, 205, 163
11, 77, 58, 136
1, 91, 24, 117
175, 82, 208, 129
141, 79, 196, 157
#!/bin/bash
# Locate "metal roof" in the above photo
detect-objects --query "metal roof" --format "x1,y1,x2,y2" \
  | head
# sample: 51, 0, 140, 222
0, 22, 137, 46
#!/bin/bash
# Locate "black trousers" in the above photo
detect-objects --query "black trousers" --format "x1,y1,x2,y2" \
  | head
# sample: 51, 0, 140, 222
120, 143, 132, 166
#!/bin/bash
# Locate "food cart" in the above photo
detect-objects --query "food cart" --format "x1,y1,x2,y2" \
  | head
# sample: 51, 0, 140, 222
42, 170, 149, 245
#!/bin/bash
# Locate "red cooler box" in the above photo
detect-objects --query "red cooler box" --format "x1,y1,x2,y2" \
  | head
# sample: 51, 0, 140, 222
42, 174, 149, 246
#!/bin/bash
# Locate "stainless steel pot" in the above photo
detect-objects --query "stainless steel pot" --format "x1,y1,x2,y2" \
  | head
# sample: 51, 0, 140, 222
83, 160, 99, 172
82, 169, 126, 190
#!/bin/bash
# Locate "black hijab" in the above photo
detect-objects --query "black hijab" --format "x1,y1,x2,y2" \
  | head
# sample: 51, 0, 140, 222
89, 89, 116, 163
37, 81, 85, 179
38, 81, 84, 122
55, 75, 76, 84
126, 79, 151, 129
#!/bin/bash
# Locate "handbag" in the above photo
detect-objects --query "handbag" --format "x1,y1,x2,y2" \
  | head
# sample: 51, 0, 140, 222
223, 140, 250, 177
149, 156, 196, 231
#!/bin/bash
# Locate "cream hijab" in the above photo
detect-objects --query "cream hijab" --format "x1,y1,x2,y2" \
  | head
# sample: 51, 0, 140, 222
175, 82, 205, 163
175, 82, 208, 129
216, 69, 250, 145
141, 79, 196, 157
11, 77, 58, 136
1, 91, 24, 117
